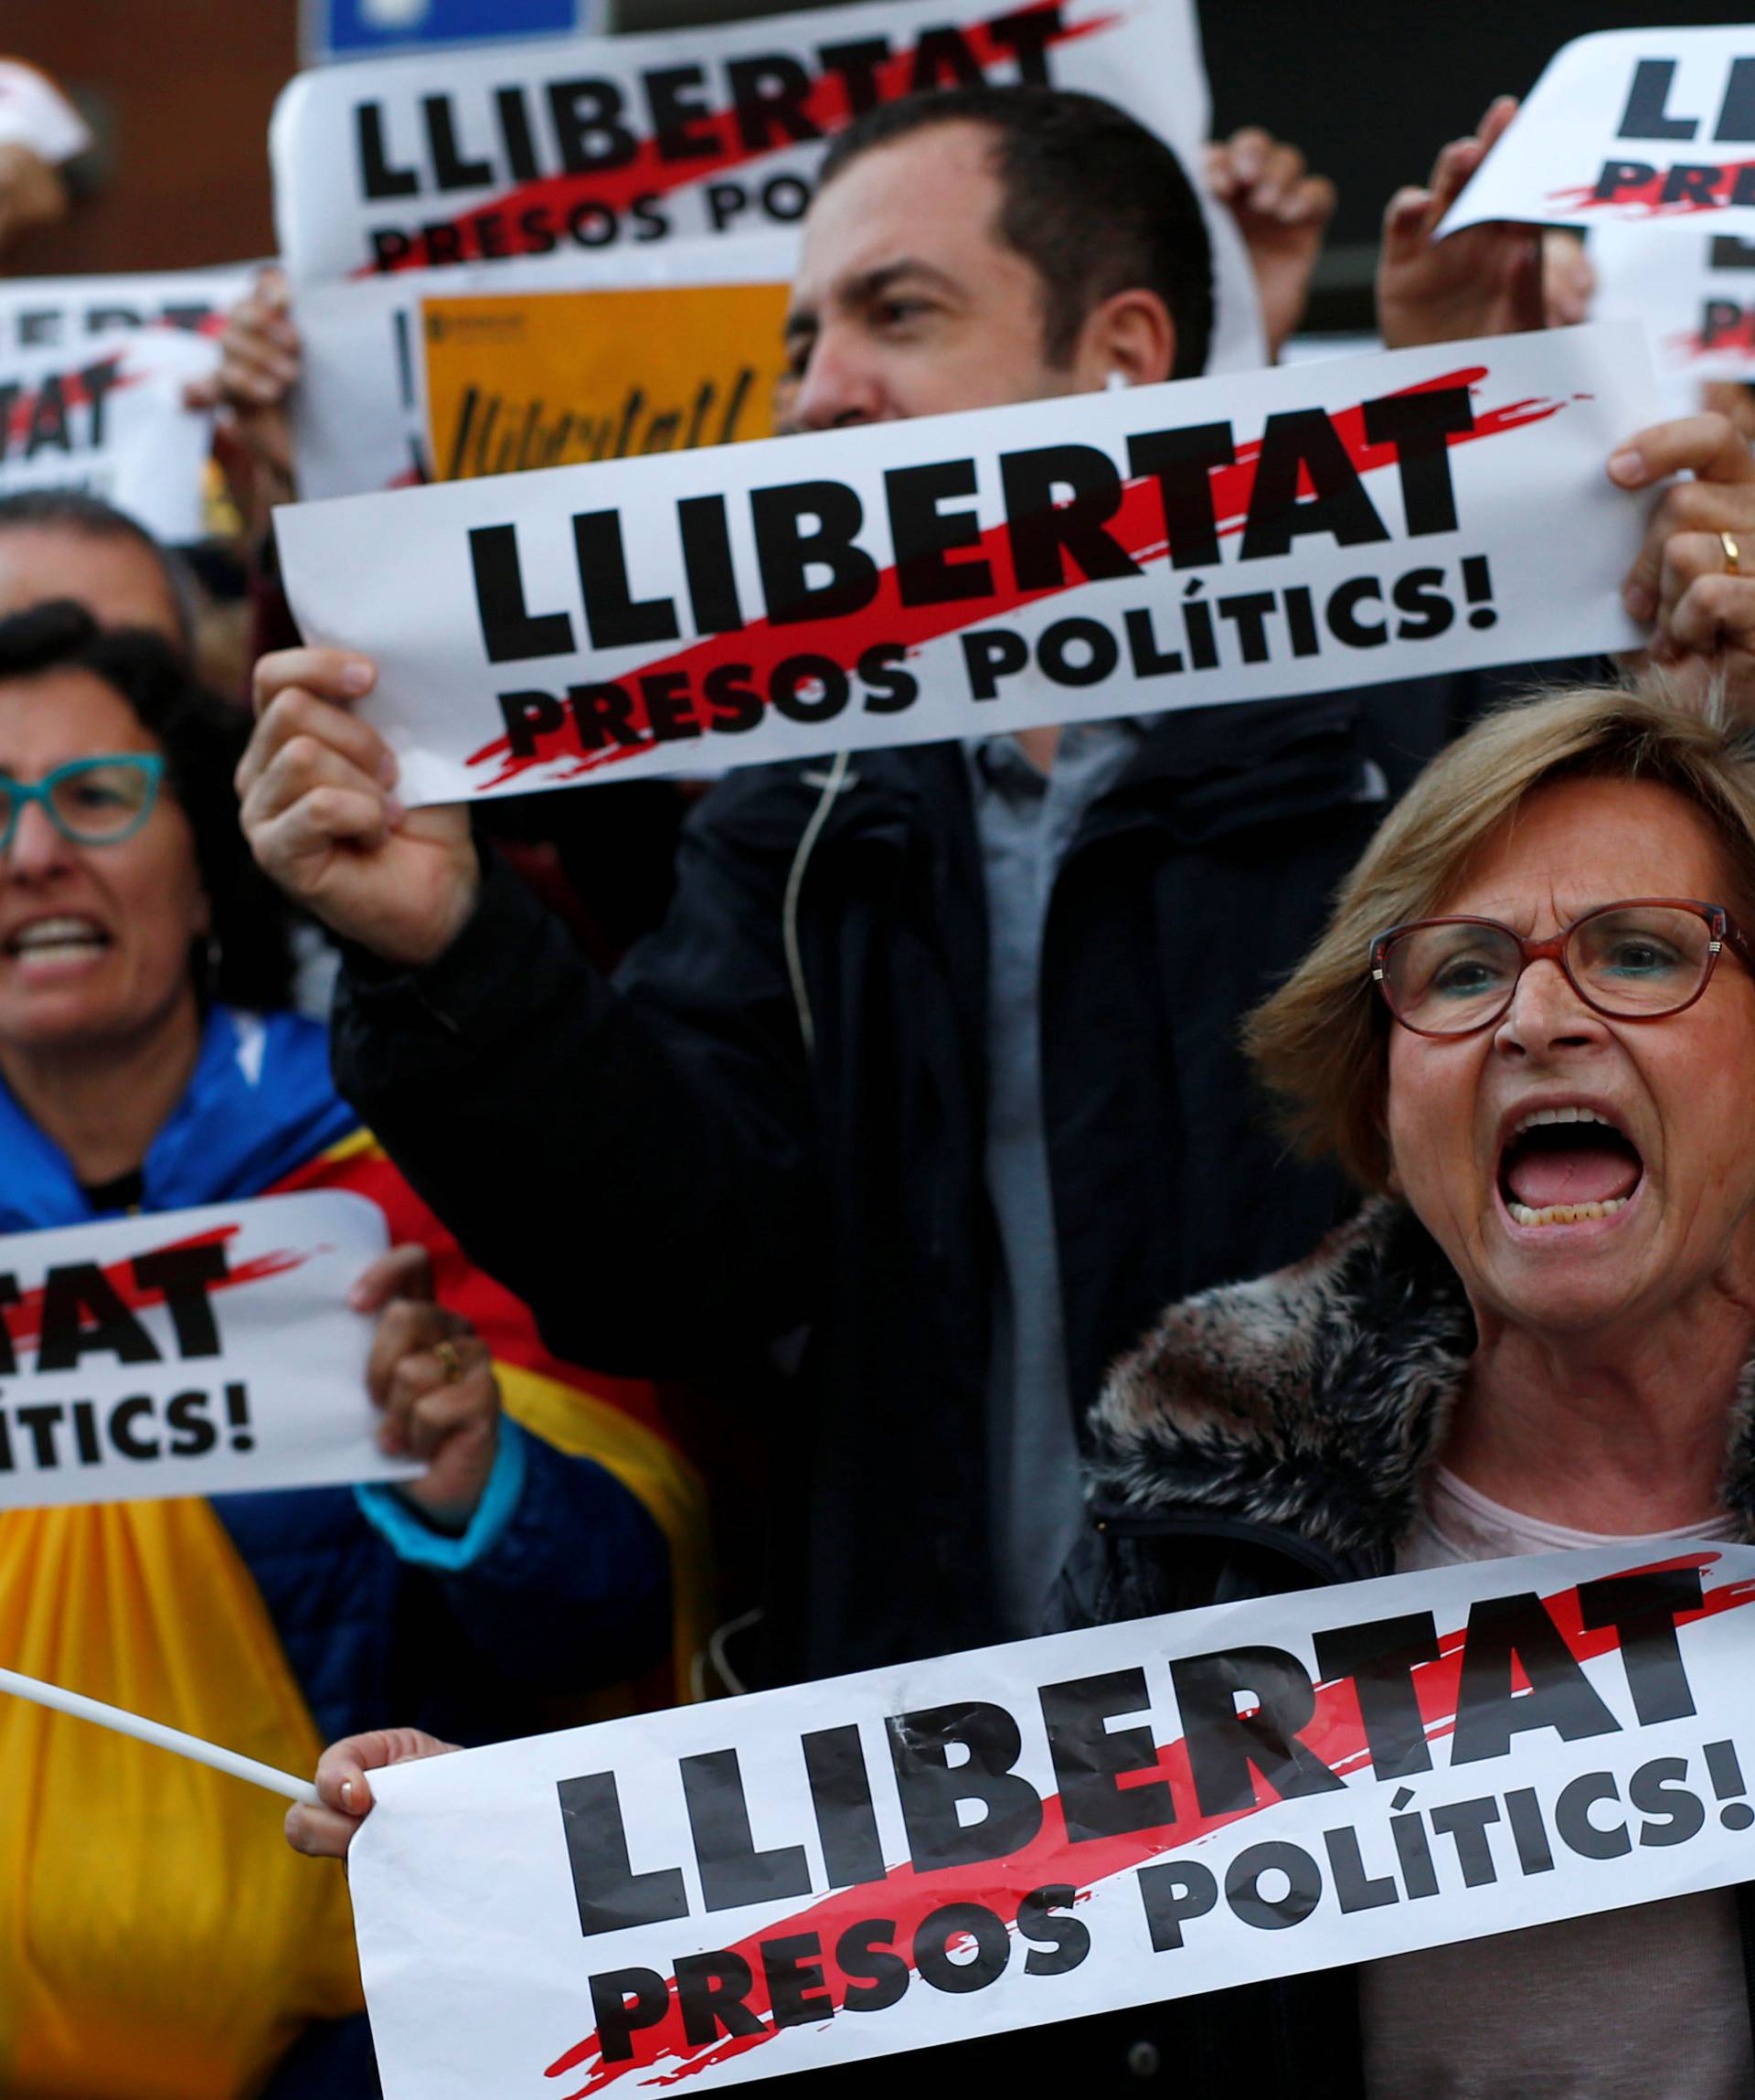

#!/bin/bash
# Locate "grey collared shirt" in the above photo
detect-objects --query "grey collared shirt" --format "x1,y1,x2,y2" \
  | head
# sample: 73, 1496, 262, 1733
967, 719, 1150, 1638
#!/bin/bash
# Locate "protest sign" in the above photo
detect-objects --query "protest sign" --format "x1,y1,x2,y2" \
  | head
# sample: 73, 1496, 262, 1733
0, 327, 220, 543
272, 0, 1267, 496
420, 279, 791, 482
275, 322, 1656, 807
0, 266, 254, 356
1590, 224, 1755, 383
292, 235, 797, 499
270, 0, 1213, 279
0, 1189, 420, 1511
351, 1540, 1755, 2095
1442, 28, 1755, 237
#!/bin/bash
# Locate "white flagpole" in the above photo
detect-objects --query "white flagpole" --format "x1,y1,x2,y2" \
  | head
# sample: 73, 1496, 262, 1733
0, 1664, 320, 1804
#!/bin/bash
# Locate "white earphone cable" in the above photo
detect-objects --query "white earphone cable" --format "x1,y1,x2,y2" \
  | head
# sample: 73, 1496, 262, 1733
782, 748, 852, 1060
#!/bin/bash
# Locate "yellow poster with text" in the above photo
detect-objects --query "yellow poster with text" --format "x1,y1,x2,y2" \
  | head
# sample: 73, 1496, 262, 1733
421, 282, 790, 481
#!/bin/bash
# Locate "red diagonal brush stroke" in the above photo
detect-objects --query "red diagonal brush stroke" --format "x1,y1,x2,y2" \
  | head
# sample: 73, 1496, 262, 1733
1669, 314, 1755, 363
0, 1224, 314, 1356
4, 354, 143, 452
545, 1552, 1755, 2095
468, 365, 1565, 794
354, 0, 1121, 275
1548, 162, 1755, 219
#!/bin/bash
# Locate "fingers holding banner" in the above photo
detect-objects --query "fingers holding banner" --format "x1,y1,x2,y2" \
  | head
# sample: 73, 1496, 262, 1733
1610, 413, 1755, 658
1654, 560, 1755, 659
348, 1242, 433, 1316
193, 263, 303, 533
1602, 414, 1755, 711
248, 645, 379, 724
286, 1728, 460, 1860
217, 266, 302, 412
364, 1274, 446, 1407
239, 649, 480, 970
378, 1333, 499, 1523
1608, 410, 1755, 501
358, 1247, 502, 1523
1378, 97, 1544, 350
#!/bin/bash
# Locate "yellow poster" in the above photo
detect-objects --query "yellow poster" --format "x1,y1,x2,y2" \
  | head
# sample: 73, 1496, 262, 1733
420, 282, 791, 482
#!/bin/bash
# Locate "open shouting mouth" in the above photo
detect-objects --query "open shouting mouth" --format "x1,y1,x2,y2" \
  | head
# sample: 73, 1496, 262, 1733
1496, 1104, 1646, 1229
3, 914, 112, 972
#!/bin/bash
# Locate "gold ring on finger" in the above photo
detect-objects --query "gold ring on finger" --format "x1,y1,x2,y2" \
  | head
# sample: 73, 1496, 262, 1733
433, 1337, 466, 1384
1724, 529, 1742, 576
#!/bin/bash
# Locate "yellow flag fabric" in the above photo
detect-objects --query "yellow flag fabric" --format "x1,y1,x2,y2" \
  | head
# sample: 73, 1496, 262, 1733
0, 1498, 362, 2098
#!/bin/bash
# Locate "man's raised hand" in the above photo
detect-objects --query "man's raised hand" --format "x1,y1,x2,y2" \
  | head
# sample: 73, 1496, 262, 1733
238, 648, 480, 969
1611, 412, 1755, 718
1377, 97, 1543, 350
1205, 127, 1337, 363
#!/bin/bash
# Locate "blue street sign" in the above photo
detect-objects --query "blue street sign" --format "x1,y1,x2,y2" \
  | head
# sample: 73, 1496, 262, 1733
306, 0, 599, 64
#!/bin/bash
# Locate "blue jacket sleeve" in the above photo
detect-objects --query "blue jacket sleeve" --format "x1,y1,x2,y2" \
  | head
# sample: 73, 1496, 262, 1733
356, 1420, 671, 1691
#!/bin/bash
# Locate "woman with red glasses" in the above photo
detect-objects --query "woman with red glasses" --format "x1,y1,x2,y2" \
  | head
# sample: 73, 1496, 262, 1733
1046, 683, 1755, 2099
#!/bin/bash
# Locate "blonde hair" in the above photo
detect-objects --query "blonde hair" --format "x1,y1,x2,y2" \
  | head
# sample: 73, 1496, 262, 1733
1246, 681, 1755, 1190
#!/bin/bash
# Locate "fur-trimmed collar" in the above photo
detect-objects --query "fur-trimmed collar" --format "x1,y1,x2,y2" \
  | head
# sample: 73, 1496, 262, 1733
1086, 1197, 1755, 1557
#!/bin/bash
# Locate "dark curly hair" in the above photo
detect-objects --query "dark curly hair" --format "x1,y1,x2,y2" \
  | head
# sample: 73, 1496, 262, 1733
0, 600, 295, 1011
817, 85, 1214, 378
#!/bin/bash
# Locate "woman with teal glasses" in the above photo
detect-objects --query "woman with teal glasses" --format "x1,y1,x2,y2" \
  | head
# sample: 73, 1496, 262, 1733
0, 600, 691, 2100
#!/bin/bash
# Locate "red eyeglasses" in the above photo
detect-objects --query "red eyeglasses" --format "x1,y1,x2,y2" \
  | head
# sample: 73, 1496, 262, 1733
1369, 899, 1755, 1039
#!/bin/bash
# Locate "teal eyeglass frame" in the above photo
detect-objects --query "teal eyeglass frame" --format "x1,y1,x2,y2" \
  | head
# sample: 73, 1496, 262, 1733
0, 754, 165, 851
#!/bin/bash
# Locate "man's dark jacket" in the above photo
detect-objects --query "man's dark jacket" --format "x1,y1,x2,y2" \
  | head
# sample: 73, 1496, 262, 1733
332, 679, 1477, 1687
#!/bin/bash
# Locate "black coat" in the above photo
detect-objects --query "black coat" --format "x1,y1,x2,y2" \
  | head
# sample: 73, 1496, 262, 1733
331, 677, 1485, 1687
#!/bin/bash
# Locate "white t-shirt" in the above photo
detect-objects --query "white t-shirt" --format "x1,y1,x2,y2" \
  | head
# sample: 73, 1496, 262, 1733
1364, 1471, 1750, 2100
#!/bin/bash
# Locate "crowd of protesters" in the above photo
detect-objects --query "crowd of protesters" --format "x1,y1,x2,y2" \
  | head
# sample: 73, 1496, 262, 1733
5, 22, 1755, 2100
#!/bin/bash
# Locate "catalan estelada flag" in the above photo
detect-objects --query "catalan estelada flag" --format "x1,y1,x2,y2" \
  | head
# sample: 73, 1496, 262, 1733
0, 1004, 708, 2097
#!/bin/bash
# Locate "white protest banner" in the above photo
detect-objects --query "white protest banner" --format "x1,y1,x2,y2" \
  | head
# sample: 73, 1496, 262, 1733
271, 0, 1265, 496
1590, 223, 1755, 383
0, 265, 255, 357
271, 0, 1212, 279
352, 1540, 1755, 2095
1442, 28, 1755, 237
0, 327, 220, 543
292, 235, 798, 499
276, 322, 1656, 807
0, 1189, 420, 1510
